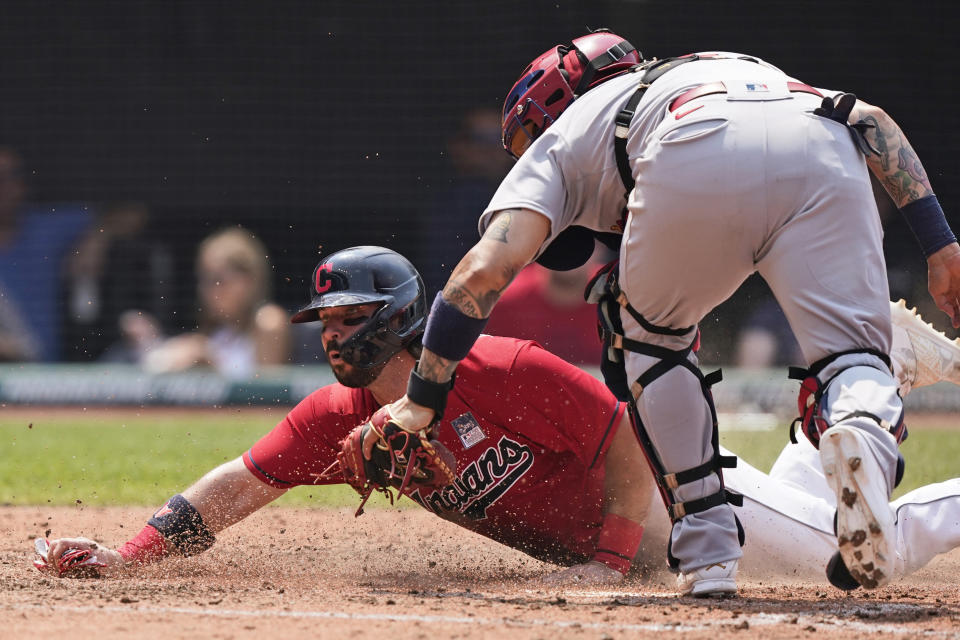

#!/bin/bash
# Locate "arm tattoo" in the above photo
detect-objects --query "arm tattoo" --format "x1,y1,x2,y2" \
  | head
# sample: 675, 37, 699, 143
897, 145, 928, 184
442, 283, 481, 318
416, 264, 519, 384
416, 351, 458, 383
442, 266, 517, 319
863, 114, 933, 207
862, 116, 889, 171
486, 210, 516, 244
883, 132, 927, 205
415, 209, 532, 384
475, 263, 518, 315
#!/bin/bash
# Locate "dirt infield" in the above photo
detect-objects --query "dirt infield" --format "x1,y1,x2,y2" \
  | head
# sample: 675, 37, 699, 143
2, 506, 959, 639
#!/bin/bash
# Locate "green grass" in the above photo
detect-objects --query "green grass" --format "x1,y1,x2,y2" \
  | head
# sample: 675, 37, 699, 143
720, 425, 960, 499
0, 411, 361, 508
1, 411, 956, 506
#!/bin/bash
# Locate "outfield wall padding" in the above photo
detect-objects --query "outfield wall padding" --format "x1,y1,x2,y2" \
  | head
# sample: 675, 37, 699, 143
1, 365, 957, 413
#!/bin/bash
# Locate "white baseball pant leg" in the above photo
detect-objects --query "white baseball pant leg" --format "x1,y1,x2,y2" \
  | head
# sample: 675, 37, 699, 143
759, 439, 960, 579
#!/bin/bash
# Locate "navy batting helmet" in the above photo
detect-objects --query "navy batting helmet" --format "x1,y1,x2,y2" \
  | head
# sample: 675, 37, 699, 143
291, 246, 426, 368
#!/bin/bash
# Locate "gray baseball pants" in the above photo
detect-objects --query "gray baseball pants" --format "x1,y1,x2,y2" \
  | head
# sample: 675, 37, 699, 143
619, 94, 903, 572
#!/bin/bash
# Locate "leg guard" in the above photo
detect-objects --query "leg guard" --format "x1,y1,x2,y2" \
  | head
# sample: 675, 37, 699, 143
623, 341, 741, 521
787, 351, 905, 590
589, 264, 743, 570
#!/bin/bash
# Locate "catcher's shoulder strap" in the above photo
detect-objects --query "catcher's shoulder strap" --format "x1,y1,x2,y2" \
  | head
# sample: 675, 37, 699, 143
614, 55, 700, 191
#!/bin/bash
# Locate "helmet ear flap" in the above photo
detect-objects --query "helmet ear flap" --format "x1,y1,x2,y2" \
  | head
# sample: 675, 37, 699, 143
569, 45, 596, 96
556, 44, 572, 84
557, 43, 587, 89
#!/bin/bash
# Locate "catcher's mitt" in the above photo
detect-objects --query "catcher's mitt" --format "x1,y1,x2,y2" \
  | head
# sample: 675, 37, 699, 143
323, 406, 457, 516
33, 538, 105, 578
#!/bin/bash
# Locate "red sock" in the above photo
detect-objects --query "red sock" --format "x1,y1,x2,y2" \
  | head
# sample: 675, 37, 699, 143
117, 524, 168, 565
591, 513, 644, 575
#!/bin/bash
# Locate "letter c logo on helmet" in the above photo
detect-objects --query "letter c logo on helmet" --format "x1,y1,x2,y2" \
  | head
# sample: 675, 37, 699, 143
501, 29, 642, 159
291, 246, 427, 369
315, 263, 334, 293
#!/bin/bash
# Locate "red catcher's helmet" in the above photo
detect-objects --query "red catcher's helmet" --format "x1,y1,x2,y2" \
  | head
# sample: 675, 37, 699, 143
501, 29, 641, 159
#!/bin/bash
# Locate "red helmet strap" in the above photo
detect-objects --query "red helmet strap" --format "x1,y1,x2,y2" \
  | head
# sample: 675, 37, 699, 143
555, 43, 575, 84
572, 39, 637, 96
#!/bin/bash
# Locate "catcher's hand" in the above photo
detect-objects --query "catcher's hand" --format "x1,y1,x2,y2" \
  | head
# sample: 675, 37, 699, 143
927, 243, 960, 328
33, 537, 117, 578
325, 406, 457, 516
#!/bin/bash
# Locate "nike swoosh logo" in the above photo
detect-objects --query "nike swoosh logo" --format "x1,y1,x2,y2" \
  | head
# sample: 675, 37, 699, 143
675, 104, 705, 120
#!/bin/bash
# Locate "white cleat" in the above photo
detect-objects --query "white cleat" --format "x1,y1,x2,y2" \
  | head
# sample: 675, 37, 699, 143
890, 298, 960, 394
677, 559, 738, 598
819, 425, 895, 589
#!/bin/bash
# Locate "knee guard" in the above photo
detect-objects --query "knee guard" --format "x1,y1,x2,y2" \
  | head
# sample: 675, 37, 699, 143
789, 348, 908, 448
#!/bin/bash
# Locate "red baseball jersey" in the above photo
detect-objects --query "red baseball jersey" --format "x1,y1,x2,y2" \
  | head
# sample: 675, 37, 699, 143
243, 335, 626, 564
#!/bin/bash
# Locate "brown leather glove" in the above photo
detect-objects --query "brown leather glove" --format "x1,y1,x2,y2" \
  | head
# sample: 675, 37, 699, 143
333, 407, 457, 516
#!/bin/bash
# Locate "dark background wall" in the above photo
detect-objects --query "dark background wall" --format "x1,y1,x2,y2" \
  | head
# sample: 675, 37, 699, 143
1, 0, 956, 361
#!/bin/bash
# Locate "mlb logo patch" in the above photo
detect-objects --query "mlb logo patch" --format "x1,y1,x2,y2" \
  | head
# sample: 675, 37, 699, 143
745, 83, 769, 92
451, 413, 486, 449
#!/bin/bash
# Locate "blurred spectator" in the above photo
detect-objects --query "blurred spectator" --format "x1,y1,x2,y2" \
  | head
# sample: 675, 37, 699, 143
0, 288, 40, 361
289, 320, 327, 366
0, 146, 90, 361
63, 202, 174, 361
733, 295, 803, 368
419, 108, 514, 297
484, 245, 613, 365
137, 226, 291, 379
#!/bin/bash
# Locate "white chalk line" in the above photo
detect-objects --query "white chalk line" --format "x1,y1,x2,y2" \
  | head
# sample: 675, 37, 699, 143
5, 602, 959, 637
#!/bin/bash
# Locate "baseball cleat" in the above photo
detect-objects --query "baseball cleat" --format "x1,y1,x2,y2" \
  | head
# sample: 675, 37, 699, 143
825, 551, 861, 591
890, 298, 960, 393
677, 559, 738, 597
820, 425, 895, 589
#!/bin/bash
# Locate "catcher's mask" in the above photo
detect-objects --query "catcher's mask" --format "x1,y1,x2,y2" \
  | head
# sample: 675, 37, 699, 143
501, 28, 641, 159
291, 246, 426, 368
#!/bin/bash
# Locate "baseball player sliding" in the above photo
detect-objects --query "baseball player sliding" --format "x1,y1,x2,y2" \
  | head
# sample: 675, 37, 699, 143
361, 29, 960, 596
36, 247, 960, 592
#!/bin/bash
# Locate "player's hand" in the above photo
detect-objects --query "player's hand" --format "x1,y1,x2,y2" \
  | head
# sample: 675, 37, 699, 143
34, 537, 124, 578
927, 242, 960, 328
361, 396, 435, 460
537, 561, 625, 586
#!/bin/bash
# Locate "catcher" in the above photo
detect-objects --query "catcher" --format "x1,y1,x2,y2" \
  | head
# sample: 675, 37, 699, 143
36, 246, 960, 590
